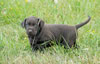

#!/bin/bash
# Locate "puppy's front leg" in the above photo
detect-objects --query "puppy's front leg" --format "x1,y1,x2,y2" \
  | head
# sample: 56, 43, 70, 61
28, 37, 33, 47
28, 37, 36, 50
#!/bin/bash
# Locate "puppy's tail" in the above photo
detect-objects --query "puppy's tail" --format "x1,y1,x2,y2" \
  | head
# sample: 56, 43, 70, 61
75, 16, 91, 29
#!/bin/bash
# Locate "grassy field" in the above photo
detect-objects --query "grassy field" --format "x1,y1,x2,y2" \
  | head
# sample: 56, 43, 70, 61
0, 0, 100, 64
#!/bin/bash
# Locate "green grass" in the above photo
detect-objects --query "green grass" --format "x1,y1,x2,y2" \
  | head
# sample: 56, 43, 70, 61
0, 0, 100, 64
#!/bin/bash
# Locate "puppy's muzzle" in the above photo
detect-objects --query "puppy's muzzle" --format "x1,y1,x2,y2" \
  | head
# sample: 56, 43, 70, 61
28, 30, 32, 33
27, 29, 34, 36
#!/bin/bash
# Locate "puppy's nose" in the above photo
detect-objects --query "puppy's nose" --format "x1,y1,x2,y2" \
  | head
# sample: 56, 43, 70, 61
28, 30, 32, 33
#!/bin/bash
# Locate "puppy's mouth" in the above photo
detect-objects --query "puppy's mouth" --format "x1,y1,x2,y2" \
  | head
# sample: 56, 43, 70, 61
27, 29, 36, 36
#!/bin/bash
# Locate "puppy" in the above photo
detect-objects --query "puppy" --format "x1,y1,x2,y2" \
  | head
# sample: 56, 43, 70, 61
21, 16, 91, 50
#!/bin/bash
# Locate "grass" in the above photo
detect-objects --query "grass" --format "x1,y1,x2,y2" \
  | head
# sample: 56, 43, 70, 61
0, 0, 100, 64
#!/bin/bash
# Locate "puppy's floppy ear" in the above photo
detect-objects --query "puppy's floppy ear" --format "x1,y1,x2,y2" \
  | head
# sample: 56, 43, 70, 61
21, 19, 27, 28
38, 18, 44, 29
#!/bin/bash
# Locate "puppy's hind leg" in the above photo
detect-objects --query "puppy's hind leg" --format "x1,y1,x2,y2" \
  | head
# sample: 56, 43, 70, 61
68, 39, 80, 49
62, 36, 78, 49
61, 37, 70, 49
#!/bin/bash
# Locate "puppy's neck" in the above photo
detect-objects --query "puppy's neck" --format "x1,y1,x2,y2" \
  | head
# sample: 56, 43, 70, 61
36, 25, 44, 37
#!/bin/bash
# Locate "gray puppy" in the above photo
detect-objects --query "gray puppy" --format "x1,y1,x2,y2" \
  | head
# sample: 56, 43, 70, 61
21, 16, 91, 50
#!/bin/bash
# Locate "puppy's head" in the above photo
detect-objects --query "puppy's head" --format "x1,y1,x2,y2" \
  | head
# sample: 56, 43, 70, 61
21, 16, 44, 37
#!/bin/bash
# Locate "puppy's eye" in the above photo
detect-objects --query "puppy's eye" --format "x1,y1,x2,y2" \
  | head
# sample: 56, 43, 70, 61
28, 23, 31, 25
